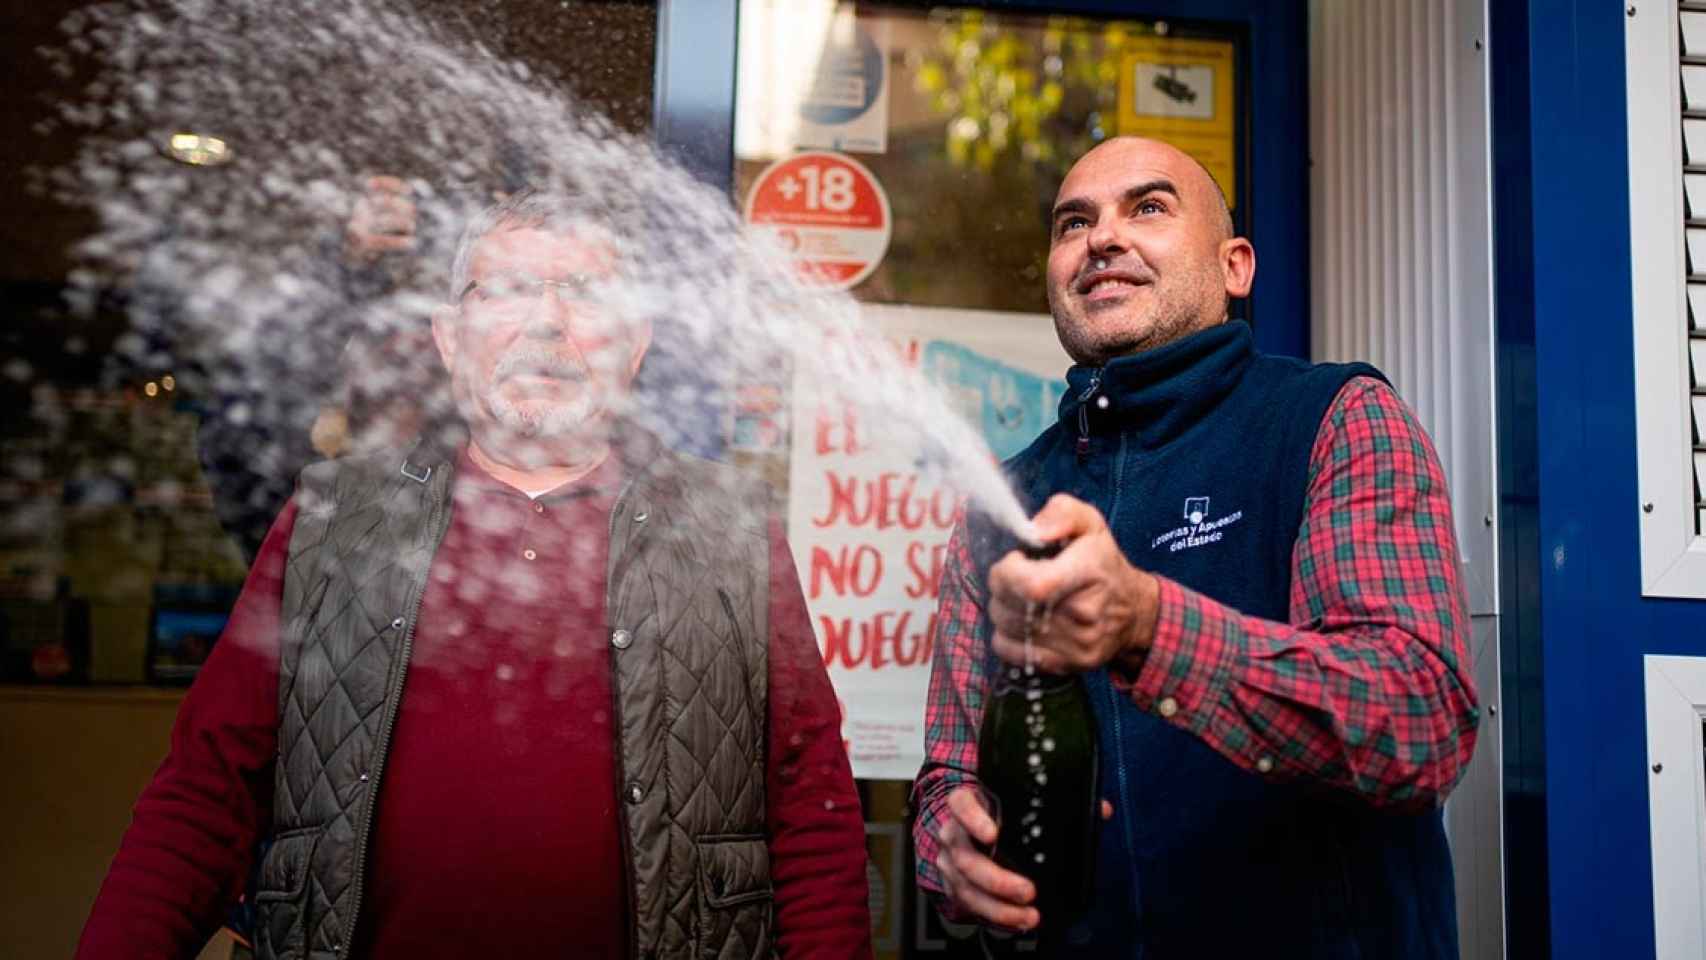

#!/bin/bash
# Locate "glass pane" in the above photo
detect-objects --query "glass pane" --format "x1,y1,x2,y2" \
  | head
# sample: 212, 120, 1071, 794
734, 2, 1244, 314
731, 0, 1244, 786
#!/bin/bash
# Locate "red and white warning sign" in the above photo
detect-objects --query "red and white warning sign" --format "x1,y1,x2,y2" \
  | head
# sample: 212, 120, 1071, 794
743, 151, 892, 291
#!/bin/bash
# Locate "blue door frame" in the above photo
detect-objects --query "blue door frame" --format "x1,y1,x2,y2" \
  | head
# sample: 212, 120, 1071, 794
653, 0, 1311, 359
1496, 1, 1706, 958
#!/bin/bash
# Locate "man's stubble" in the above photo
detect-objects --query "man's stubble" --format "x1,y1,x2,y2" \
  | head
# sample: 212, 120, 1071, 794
1049, 256, 1226, 365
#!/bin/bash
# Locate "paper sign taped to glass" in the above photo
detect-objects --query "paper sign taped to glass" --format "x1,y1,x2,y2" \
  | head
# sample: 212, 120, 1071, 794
734, 2, 890, 156
786, 304, 1070, 780
797, 15, 889, 154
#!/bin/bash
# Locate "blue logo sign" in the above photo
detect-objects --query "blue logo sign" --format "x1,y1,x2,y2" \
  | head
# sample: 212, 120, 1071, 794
801, 23, 884, 125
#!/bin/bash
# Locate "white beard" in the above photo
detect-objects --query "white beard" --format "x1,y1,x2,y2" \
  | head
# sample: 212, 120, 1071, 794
477, 342, 603, 437
485, 386, 598, 437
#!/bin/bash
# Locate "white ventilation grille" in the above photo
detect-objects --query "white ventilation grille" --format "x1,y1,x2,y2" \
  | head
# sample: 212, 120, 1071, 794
1682, 13, 1706, 538
1627, 0, 1706, 598
1308, 0, 1498, 615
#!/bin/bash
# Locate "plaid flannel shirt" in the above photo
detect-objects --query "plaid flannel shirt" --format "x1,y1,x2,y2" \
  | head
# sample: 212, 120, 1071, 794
912, 376, 1480, 896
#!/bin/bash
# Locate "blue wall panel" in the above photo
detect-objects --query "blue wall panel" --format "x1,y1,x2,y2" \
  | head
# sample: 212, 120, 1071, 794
1522, 1, 1706, 956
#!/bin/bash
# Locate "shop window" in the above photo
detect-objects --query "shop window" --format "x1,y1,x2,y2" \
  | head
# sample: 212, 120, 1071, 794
0, 1, 658, 685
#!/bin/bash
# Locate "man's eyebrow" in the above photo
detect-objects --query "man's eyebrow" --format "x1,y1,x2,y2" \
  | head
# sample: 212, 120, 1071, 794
1049, 179, 1182, 224
1050, 195, 1096, 223
1121, 179, 1180, 205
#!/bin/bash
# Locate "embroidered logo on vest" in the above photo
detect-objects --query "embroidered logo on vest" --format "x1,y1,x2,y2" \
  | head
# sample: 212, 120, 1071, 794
1150, 496, 1244, 554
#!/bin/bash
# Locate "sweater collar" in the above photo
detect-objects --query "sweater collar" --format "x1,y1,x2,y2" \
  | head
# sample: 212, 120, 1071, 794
402, 422, 662, 499
452, 443, 628, 501
1059, 320, 1254, 451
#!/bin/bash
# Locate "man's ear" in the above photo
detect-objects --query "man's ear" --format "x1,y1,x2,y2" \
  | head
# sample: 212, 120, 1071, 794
1221, 237, 1256, 299
430, 304, 458, 373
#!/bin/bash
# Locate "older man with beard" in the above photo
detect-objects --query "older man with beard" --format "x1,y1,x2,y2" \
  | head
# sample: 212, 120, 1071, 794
913, 138, 1479, 958
79, 190, 872, 960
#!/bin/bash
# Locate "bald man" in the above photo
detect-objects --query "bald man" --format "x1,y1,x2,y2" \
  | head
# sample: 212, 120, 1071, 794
912, 137, 1479, 958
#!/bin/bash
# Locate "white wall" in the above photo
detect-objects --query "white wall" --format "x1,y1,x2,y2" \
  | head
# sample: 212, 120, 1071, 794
1309, 1, 1503, 957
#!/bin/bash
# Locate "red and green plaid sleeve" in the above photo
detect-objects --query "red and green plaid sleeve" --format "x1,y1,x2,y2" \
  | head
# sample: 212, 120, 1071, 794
1124, 376, 1478, 807
910, 520, 988, 898
911, 376, 1479, 896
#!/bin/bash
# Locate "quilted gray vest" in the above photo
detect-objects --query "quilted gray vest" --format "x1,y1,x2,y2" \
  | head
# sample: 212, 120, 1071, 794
254, 441, 775, 960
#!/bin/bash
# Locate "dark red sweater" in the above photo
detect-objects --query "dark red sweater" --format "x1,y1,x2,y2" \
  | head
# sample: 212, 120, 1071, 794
78, 451, 871, 958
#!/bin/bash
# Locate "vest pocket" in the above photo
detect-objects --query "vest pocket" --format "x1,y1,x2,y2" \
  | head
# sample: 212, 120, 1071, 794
253, 825, 320, 960
693, 834, 773, 959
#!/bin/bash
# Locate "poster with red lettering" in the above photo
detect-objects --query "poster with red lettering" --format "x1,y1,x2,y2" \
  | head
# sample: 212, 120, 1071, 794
743, 151, 891, 291
788, 304, 1071, 780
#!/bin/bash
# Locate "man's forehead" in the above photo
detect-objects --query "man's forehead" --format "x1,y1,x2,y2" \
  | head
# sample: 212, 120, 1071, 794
1056, 138, 1203, 202
469, 223, 618, 277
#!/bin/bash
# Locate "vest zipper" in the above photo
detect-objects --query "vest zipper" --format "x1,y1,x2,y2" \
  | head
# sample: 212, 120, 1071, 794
341, 470, 448, 954
1101, 676, 1145, 924
1076, 370, 1102, 461
606, 480, 644, 960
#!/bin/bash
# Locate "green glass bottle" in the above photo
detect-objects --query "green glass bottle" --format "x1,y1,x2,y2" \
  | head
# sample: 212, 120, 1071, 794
976, 658, 1100, 934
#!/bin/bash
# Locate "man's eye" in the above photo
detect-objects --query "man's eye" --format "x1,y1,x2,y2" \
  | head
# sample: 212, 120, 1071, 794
558, 275, 597, 300
487, 279, 531, 300
1136, 199, 1165, 216
1059, 216, 1089, 234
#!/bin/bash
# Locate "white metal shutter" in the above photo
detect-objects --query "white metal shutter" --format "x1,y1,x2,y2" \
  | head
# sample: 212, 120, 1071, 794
1628, 1, 1706, 598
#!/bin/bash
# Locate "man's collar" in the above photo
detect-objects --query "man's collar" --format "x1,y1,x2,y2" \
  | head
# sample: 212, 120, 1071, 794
1058, 320, 1254, 451
453, 443, 627, 500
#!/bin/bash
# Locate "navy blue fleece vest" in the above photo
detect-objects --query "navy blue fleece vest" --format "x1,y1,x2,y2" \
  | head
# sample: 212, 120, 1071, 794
971, 322, 1457, 959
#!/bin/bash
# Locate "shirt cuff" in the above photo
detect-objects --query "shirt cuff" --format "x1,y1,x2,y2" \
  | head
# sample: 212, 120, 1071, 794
1124, 576, 1240, 739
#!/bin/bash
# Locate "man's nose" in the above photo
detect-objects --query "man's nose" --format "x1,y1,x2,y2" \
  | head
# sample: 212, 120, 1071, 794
522, 296, 619, 360
520, 288, 572, 339
1085, 214, 1126, 257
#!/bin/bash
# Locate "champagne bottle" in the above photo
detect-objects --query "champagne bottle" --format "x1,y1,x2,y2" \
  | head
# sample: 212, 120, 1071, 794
975, 603, 1100, 933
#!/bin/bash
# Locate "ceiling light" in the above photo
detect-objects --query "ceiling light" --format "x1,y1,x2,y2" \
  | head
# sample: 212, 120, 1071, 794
164, 133, 233, 166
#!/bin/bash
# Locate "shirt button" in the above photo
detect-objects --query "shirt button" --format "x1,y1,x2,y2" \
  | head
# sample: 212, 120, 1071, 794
533, 501, 544, 514
627, 782, 644, 804
522, 548, 537, 561
611, 628, 632, 650
1256, 756, 1275, 774
1157, 696, 1179, 718
1095, 395, 1110, 410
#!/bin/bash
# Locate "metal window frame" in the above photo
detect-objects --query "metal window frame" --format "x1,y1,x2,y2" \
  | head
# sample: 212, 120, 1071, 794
1625, 0, 1706, 599
1643, 654, 1706, 955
